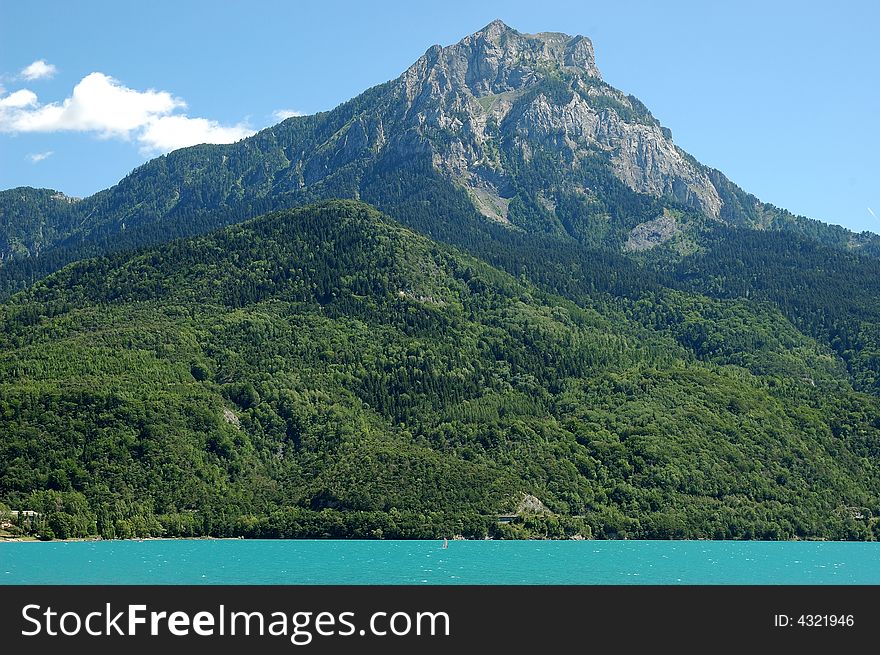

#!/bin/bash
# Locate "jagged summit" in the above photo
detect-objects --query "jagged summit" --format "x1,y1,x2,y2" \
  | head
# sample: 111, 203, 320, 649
407, 20, 600, 101
394, 20, 718, 222
473, 19, 600, 78
481, 18, 513, 34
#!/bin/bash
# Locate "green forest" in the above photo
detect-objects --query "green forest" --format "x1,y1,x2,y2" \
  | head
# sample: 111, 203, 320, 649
2, 201, 879, 540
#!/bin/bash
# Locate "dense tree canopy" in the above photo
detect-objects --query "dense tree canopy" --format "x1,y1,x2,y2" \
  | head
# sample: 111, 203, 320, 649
1, 201, 878, 540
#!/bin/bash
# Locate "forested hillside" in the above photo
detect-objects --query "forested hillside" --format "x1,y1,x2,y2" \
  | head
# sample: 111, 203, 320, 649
2, 201, 878, 540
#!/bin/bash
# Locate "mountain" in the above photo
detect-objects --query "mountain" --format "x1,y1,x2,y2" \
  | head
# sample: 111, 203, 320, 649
2, 22, 880, 541
2, 200, 879, 540
1, 20, 878, 289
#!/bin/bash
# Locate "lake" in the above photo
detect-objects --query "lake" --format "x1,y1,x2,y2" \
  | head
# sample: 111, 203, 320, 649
1, 540, 877, 585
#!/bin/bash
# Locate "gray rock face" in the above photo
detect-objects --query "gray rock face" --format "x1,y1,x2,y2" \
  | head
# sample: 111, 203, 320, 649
516, 493, 552, 516
625, 210, 680, 251
405, 20, 601, 97
384, 20, 722, 220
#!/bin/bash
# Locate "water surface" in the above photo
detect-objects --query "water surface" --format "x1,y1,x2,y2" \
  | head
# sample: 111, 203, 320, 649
2, 540, 876, 585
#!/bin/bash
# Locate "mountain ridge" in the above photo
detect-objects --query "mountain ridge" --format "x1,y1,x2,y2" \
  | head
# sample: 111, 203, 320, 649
1, 19, 878, 284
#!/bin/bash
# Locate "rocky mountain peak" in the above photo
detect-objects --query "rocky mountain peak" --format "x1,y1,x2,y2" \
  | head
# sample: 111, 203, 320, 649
391, 21, 720, 223
481, 18, 514, 37
471, 20, 601, 81
404, 20, 601, 102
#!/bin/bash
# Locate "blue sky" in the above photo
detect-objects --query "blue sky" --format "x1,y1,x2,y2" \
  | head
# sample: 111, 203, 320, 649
1, 0, 878, 232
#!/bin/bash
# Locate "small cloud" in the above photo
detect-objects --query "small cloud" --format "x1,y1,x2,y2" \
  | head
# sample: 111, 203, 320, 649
139, 115, 253, 153
868, 207, 876, 218
272, 108, 306, 121
21, 59, 57, 81
26, 151, 54, 163
0, 89, 39, 109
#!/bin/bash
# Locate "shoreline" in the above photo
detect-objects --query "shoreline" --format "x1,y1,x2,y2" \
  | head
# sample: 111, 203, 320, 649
2, 535, 867, 544
0, 535, 236, 543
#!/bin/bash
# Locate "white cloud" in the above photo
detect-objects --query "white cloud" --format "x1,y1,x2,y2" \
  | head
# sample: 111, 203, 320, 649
1, 73, 183, 136
26, 151, 54, 163
272, 108, 306, 121
868, 207, 876, 218
21, 59, 57, 81
0, 72, 254, 153
0, 89, 39, 109
139, 115, 253, 153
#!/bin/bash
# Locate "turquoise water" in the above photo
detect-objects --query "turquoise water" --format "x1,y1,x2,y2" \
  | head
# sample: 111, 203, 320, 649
1, 540, 878, 585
